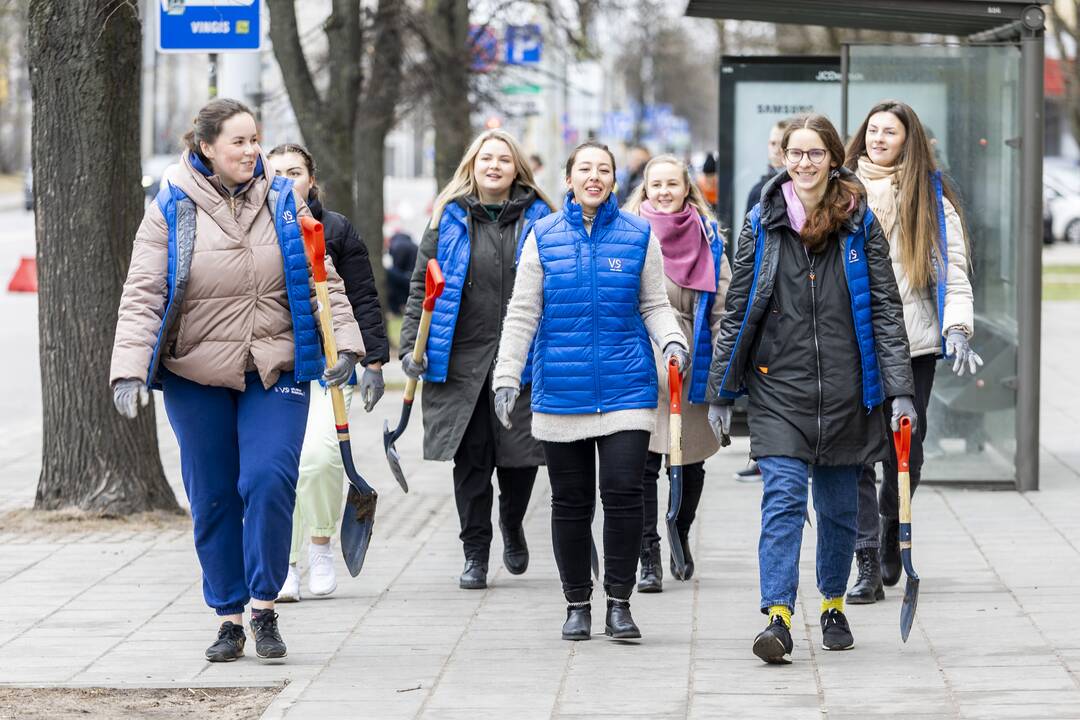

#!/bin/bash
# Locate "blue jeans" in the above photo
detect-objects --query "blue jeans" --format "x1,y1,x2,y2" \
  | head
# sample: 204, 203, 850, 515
757, 457, 859, 613
162, 370, 309, 615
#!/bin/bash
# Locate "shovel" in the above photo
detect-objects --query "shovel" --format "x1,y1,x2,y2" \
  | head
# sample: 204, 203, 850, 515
894, 416, 920, 642
383, 259, 445, 492
301, 216, 377, 577
665, 356, 688, 578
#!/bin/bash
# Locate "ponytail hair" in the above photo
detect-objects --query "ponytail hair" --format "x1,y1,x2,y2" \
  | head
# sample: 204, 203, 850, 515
782, 114, 863, 253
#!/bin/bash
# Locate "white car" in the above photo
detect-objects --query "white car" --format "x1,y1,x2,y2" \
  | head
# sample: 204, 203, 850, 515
1045, 159, 1080, 244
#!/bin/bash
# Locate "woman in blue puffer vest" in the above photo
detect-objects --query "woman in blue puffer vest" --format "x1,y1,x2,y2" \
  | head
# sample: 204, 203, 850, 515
398, 130, 555, 591
493, 141, 688, 642
623, 155, 732, 593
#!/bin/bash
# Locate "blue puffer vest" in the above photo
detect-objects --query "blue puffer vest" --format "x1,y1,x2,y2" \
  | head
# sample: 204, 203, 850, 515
687, 219, 725, 404
930, 171, 949, 355
145, 165, 323, 389
723, 203, 884, 410
424, 196, 551, 384
530, 193, 657, 414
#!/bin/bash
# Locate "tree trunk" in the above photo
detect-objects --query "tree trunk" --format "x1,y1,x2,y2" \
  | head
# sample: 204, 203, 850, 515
28, 0, 178, 514
426, 0, 472, 186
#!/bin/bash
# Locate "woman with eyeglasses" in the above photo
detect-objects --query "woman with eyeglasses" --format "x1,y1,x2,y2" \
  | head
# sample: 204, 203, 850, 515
706, 114, 915, 664
843, 101, 980, 604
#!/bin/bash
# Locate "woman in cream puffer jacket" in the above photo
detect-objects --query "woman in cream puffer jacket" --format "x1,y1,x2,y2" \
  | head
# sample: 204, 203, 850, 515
109, 99, 364, 663
843, 100, 982, 605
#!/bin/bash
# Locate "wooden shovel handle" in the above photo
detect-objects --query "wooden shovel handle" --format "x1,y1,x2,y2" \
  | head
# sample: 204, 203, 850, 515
404, 260, 446, 403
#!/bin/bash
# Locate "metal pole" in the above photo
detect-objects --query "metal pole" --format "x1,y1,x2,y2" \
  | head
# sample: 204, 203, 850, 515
208, 53, 218, 99
1016, 15, 1044, 491
840, 43, 850, 140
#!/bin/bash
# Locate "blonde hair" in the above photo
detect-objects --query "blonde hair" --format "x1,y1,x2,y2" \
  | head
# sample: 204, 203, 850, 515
623, 154, 716, 223
430, 129, 555, 228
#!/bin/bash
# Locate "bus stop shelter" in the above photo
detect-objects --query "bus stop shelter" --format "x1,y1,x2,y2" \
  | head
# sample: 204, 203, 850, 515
685, 1, 1049, 491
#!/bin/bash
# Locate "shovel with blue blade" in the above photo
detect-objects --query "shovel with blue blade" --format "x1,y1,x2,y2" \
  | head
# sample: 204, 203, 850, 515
894, 416, 919, 642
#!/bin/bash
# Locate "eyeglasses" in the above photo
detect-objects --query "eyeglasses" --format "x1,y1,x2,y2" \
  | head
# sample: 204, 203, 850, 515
784, 148, 828, 165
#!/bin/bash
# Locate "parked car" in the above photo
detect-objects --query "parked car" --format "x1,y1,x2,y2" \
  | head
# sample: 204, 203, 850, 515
1045, 180, 1080, 245
141, 154, 177, 200
23, 167, 33, 211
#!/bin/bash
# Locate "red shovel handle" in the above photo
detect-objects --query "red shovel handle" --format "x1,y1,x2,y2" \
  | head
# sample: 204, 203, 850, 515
423, 259, 446, 311
300, 216, 327, 282
893, 416, 912, 472
667, 356, 682, 416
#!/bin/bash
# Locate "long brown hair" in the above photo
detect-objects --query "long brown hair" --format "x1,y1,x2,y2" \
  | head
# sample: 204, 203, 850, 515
844, 100, 966, 289
782, 114, 863, 253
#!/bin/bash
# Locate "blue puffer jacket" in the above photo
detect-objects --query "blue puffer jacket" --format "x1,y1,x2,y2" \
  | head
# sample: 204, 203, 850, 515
530, 193, 657, 414
146, 170, 323, 388
424, 197, 551, 383
687, 220, 725, 403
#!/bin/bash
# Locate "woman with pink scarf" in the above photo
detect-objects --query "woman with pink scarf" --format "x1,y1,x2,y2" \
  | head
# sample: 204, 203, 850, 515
624, 156, 731, 592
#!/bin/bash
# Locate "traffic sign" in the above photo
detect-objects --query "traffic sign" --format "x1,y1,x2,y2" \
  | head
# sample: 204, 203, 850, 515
470, 25, 499, 72
158, 0, 261, 54
505, 25, 542, 65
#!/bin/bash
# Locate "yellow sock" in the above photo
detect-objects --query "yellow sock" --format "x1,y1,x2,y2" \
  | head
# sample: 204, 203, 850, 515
767, 605, 792, 628
821, 596, 844, 614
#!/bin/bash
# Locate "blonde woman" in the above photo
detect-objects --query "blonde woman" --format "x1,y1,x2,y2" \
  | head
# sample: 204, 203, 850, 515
843, 101, 980, 603
623, 156, 731, 592
399, 130, 555, 590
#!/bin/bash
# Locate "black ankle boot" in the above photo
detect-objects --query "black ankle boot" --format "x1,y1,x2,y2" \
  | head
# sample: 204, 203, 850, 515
846, 547, 885, 604
562, 589, 592, 641
637, 541, 663, 593
604, 586, 641, 640
880, 516, 901, 587
500, 522, 529, 575
670, 530, 695, 581
459, 558, 488, 590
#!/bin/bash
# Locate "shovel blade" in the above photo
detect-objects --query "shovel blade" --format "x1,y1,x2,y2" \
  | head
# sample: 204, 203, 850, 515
899, 546, 920, 642
667, 466, 686, 577
382, 419, 410, 493
341, 483, 377, 577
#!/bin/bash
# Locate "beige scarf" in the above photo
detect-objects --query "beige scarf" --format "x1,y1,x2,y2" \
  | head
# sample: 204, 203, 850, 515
857, 155, 900, 240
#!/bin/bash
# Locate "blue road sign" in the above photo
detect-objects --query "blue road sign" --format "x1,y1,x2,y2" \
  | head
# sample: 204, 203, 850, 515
505, 25, 542, 65
158, 0, 261, 54
470, 25, 499, 72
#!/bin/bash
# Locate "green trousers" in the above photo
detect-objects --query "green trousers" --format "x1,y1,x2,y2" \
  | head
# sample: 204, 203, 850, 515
290, 382, 353, 564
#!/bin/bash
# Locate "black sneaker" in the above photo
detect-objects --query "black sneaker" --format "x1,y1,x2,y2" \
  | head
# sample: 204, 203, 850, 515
752, 615, 793, 664
205, 621, 245, 662
820, 608, 855, 651
250, 610, 288, 660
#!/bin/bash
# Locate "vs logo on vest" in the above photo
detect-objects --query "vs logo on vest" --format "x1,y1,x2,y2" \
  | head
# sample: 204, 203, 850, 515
283, 209, 295, 224
849, 249, 859, 263
608, 258, 623, 272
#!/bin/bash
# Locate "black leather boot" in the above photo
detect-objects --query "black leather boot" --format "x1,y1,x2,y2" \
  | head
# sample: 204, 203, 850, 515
880, 516, 902, 587
604, 586, 641, 640
459, 558, 488, 590
500, 522, 529, 575
562, 589, 592, 641
671, 530, 695, 581
637, 541, 663, 593
846, 547, 885, 604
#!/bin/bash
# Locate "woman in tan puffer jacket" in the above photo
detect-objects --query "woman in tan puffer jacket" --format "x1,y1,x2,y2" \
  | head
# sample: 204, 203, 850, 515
843, 100, 982, 604
109, 99, 364, 663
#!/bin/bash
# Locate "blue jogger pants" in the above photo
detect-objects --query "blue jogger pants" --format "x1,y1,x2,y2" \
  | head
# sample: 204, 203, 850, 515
757, 456, 859, 613
162, 370, 309, 615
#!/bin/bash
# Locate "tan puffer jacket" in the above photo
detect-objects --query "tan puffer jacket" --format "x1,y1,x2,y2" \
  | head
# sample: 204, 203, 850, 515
110, 152, 364, 391
648, 254, 732, 464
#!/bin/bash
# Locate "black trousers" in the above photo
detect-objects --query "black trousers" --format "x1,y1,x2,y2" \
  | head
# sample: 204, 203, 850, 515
856, 354, 937, 549
453, 379, 536, 563
542, 430, 650, 599
641, 451, 705, 548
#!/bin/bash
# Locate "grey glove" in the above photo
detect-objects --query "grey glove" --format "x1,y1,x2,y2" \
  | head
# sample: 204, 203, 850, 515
945, 329, 983, 377
401, 352, 427, 381
708, 403, 732, 447
663, 342, 690, 373
359, 366, 385, 412
494, 386, 519, 430
112, 378, 149, 419
890, 395, 918, 434
323, 351, 358, 387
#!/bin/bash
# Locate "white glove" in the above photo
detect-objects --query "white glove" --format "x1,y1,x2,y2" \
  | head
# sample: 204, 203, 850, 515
890, 395, 918, 434
401, 353, 427, 381
112, 379, 149, 419
359, 366, 384, 412
708, 403, 732, 447
494, 387, 519, 429
663, 342, 690, 373
945, 329, 983, 377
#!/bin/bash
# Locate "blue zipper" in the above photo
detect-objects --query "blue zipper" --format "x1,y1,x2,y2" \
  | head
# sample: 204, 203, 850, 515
589, 223, 602, 413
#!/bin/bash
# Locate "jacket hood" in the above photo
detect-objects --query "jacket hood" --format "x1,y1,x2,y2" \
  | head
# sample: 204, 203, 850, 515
173, 150, 271, 217
458, 182, 537, 224
758, 166, 868, 233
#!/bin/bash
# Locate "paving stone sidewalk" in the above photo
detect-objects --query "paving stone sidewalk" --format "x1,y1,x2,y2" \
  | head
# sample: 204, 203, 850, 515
1, 298, 1079, 718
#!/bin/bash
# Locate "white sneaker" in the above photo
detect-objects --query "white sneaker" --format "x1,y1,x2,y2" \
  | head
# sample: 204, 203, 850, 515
308, 543, 337, 597
277, 563, 301, 602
